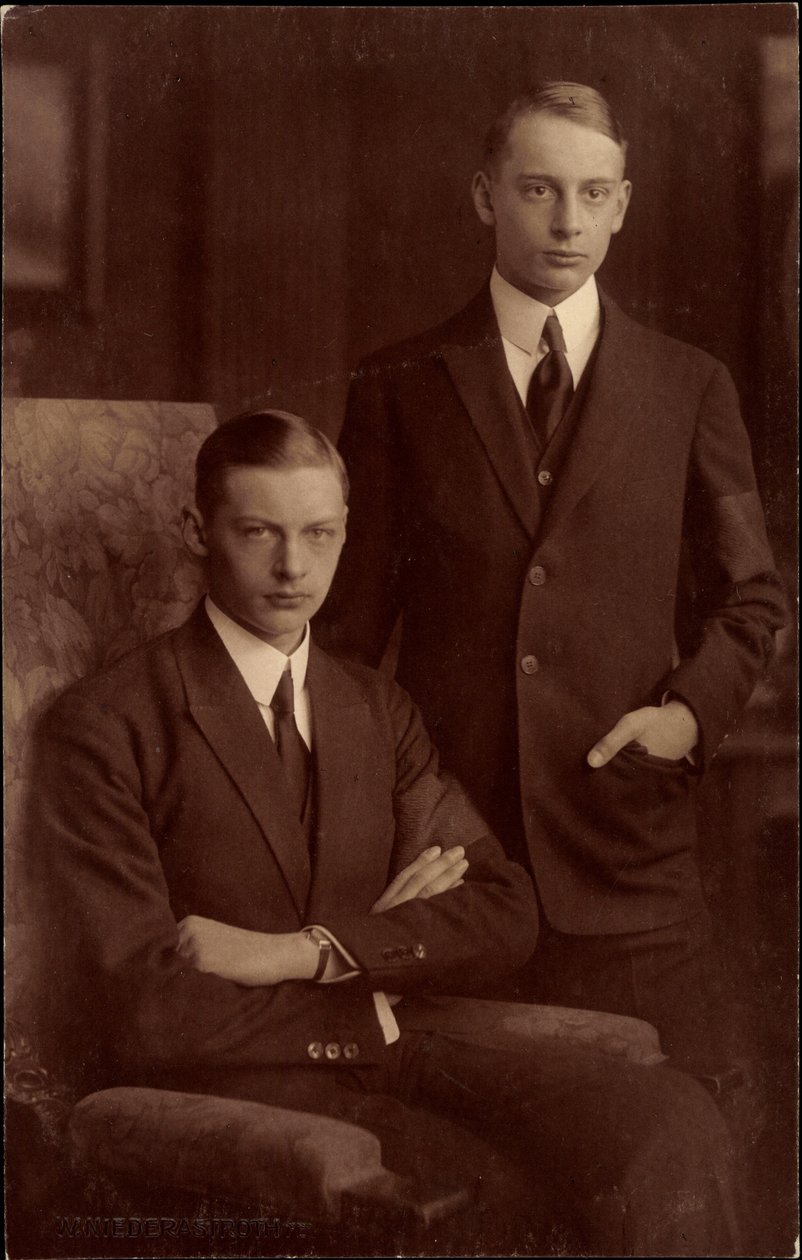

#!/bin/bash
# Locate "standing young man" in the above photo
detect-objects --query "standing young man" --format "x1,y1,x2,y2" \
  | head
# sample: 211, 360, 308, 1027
322, 83, 786, 1067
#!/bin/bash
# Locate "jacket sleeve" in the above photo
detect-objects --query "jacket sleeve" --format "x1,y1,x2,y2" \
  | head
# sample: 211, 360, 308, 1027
318, 679, 539, 994
667, 362, 788, 763
320, 360, 406, 665
31, 691, 387, 1077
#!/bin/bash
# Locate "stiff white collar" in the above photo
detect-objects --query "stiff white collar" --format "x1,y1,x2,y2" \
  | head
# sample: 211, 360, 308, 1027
490, 267, 600, 357
205, 595, 310, 708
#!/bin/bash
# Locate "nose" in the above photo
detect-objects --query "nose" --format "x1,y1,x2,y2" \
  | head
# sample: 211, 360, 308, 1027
551, 193, 582, 239
274, 536, 308, 581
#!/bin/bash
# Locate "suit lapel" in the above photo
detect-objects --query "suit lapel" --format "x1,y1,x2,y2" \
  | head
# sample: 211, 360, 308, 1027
440, 288, 539, 537
174, 606, 311, 916
304, 645, 393, 921
442, 287, 653, 547
539, 293, 649, 542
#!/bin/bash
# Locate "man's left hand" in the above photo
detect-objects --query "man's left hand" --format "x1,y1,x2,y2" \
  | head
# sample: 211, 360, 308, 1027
370, 846, 468, 914
587, 699, 699, 768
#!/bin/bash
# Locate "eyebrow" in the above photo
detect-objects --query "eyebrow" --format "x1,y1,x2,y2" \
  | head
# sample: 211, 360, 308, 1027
233, 516, 341, 527
519, 173, 619, 186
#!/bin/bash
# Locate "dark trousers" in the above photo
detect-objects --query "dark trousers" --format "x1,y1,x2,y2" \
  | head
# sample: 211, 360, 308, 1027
219, 1027, 739, 1257
520, 910, 732, 1071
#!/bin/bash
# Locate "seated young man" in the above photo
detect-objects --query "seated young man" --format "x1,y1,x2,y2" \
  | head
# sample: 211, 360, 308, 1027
32, 410, 739, 1256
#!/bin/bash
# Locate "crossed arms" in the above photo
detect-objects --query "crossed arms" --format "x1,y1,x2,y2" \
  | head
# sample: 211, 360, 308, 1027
177, 843, 469, 986
32, 657, 538, 1075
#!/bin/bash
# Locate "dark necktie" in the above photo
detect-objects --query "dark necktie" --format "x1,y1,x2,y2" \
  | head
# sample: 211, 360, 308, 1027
270, 667, 310, 821
526, 313, 574, 449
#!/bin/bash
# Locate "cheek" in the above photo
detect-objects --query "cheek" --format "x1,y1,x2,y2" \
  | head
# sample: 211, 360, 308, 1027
594, 208, 619, 236
215, 551, 263, 593
315, 549, 342, 588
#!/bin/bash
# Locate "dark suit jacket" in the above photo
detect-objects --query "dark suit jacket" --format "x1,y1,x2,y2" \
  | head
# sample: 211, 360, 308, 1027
32, 603, 537, 1097
322, 286, 787, 935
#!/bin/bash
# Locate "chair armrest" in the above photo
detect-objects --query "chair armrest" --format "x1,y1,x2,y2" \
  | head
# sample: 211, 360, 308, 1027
668, 1060, 746, 1103
68, 1087, 468, 1225
398, 996, 667, 1065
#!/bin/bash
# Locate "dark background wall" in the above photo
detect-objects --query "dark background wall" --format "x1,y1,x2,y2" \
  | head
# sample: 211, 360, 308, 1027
3, 5, 797, 555
3, 7, 799, 1250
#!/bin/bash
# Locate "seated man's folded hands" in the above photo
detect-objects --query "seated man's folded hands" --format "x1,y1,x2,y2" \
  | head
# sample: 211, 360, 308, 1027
177, 846, 468, 985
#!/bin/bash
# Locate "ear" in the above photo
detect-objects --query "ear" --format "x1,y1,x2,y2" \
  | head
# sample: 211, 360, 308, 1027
611, 180, 632, 235
182, 506, 209, 558
471, 171, 497, 227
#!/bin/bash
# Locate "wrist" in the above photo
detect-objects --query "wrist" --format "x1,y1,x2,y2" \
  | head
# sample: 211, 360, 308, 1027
301, 928, 333, 981
667, 698, 699, 743
251, 931, 318, 983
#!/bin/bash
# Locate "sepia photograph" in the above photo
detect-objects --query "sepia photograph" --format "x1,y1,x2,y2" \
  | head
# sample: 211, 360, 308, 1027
3, 6, 798, 1258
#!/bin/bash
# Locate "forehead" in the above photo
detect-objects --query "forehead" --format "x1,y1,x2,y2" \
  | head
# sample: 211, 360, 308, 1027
216, 463, 345, 517
501, 113, 625, 180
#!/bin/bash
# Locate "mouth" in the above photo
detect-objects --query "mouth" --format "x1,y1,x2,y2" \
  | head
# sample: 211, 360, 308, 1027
266, 592, 308, 607
544, 251, 585, 263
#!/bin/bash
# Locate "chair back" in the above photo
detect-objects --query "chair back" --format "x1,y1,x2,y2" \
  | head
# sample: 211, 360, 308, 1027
4, 398, 217, 1043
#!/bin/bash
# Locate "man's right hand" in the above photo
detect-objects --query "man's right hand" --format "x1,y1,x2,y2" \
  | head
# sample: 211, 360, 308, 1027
370, 846, 467, 914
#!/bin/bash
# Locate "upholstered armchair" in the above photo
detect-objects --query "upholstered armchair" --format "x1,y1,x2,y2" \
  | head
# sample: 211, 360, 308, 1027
4, 397, 670, 1257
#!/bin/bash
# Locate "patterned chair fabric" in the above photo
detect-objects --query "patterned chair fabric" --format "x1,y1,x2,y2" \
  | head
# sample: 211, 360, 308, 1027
4, 398, 217, 1030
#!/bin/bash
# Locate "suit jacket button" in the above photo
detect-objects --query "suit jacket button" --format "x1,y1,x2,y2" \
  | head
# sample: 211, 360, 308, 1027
528, 565, 547, 586
324, 1042, 341, 1061
537, 469, 553, 487
412, 943, 426, 960
521, 655, 539, 675
307, 1042, 324, 1061
343, 1043, 360, 1060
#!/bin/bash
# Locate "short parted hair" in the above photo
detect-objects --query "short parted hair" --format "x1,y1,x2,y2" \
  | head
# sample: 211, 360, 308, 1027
483, 82, 627, 172
195, 409, 349, 520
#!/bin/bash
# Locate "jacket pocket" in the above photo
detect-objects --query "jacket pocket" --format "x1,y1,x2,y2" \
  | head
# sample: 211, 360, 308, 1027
616, 745, 689, 776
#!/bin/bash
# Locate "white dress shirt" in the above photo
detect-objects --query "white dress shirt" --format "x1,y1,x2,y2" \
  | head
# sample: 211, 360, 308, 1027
489, 266, 601, 405
205, 597, 400, 1043
205, 596, 312, 746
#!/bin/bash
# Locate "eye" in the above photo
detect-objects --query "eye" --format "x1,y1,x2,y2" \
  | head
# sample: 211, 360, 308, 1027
308, 528, 334, 540
244, 526, 270, 538
526, 184, 552, 199
585, 187, 608, 202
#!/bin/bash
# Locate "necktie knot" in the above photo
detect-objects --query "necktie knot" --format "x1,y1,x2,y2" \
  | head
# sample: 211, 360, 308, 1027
270, 668, 295, 716
541, 312, 567, 356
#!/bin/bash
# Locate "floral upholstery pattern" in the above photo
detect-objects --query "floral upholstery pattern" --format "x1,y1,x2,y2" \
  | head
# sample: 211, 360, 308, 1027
4, 398, 217, 1023
69, 1087, 394, 1221
399, 995, 667, 1067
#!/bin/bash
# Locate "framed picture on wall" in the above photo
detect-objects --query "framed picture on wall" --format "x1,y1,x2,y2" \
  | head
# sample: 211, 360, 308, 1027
4, 46, 107, 321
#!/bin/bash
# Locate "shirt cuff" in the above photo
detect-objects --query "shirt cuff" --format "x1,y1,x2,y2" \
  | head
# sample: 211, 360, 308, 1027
372, 991, 401, 1045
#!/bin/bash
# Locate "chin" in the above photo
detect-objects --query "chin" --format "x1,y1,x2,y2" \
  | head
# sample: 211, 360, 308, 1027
547, 275, 589, 298
260, 618, 302, 639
